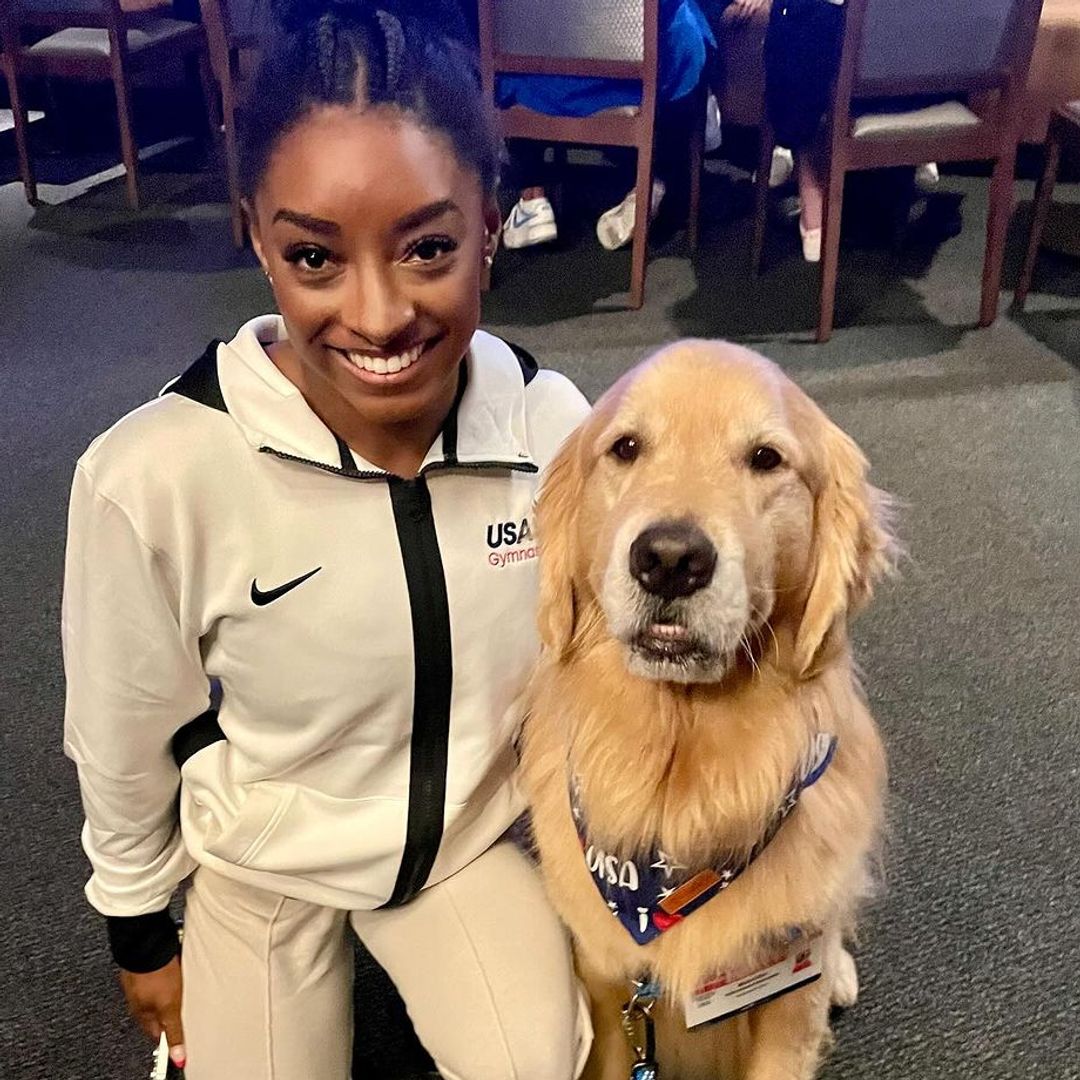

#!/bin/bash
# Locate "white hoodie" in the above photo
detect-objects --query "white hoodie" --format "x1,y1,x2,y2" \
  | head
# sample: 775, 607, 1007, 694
63, 316, 588, 923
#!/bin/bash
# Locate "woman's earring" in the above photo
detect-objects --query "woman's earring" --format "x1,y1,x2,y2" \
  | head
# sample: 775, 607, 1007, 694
483, 252, 494, 268
263, 267, 274, 285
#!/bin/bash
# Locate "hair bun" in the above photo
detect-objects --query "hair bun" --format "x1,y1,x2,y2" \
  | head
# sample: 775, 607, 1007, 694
268, 0, 467, 39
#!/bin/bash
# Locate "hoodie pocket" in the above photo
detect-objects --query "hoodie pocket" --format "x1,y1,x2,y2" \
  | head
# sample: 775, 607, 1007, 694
202, 782, 298, 866
200, 780, 411, 897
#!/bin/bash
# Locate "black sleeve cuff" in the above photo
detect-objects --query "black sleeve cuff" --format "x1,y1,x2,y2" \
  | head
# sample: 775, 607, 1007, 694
106, 910, 180, 972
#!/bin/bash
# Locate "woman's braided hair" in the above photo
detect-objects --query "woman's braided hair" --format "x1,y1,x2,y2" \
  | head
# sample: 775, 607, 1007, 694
239, 0, 499, 197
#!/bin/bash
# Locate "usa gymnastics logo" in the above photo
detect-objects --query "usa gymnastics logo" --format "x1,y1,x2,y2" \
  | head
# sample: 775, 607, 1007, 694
486, 517, 538, 568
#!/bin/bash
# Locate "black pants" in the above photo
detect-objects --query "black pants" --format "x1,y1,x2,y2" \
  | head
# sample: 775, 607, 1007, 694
764, 0, 845, 149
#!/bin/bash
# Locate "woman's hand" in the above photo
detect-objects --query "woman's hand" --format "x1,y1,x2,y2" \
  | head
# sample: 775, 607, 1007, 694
729, 0, 770, 21
119, 956, 186, 1070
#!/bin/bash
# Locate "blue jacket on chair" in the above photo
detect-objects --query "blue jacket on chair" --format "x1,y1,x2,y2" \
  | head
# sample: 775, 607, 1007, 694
495, 0, 714, 116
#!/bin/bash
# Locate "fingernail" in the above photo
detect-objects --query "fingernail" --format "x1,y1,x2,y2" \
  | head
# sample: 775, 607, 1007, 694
169, 1045, 186, 1068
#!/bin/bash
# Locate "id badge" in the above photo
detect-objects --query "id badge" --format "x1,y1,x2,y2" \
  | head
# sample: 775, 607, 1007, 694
683, 932, 823, 1029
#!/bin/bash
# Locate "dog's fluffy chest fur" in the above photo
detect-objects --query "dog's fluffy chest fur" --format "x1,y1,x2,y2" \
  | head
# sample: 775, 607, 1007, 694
564, 650, 820, 863
523, 651, 885, 996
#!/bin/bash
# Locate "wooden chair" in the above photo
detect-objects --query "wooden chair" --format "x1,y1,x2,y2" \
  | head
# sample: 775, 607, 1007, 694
758, 0, 1044, 342
477, 0, 703, 310
1013, 100, 1080, 311
1, 13, 36, 201
0, 0, 217, 209
197, 0, 264, 246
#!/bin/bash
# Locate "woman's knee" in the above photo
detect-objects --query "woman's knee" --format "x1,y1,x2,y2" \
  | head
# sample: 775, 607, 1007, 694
431, 983, 592, 1080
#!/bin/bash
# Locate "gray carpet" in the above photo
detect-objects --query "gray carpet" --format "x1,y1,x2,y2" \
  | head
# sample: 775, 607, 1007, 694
1, 146, 1079, 1080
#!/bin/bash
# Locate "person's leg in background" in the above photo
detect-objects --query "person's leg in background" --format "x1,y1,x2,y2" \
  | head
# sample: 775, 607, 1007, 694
351, 840, 592, 1080
597, 79, 724, 253
596, 0, 721, 251
181, 868, 354, 1080
796, 137, 830, 260
594, 101, 693, 252
502, 140, 560, 249
699, 0, 736, 88
764, 0, 844, 261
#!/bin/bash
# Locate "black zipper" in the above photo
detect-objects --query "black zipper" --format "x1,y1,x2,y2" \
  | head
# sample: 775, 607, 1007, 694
383, 475, 454, 907
423, 459, 538, 476
258, 445, 537, 477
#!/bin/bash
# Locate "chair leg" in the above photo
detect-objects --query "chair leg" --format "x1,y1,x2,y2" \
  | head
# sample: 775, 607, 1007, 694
1013, 131, 1060, 313
195, 43, 221, 141
817, 160, 846, 344
221, 78, 244, 248
751, 122, 774, 277
551, 142, 567, 222
687, 88, 704, 253
979, 148, 1016, 328
4, 63, 37, 203
628, 142, 654, 310
110, 53, 140, 209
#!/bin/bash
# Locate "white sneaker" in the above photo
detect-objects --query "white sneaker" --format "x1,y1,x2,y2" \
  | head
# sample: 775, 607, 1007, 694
502, 196, 557, 249
799, 217, 822, 263
915, 162, 940, 192
770, 146, 794, 188
596, 180, 666, 251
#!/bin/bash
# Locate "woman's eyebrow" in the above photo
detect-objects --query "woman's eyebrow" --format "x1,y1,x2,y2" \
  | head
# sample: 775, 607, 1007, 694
393, 198, 462, 235
272, 209, 341, 236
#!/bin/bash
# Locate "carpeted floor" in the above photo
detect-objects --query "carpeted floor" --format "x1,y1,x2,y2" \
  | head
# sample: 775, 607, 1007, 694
1, 139, 1078, 1080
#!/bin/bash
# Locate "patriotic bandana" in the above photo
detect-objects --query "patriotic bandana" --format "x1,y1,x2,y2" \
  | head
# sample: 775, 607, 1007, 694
571, 733, 838, 945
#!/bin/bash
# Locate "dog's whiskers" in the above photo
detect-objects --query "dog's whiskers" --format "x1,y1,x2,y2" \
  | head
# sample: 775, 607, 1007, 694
748, 603, 781, 667
740, 633, 762, 681
755, 581, 801, 598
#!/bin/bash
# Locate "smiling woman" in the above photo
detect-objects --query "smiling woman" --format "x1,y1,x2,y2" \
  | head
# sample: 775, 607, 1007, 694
240, 0, 503, 476
61, 2, 594, 1078
249, 105, 494, 475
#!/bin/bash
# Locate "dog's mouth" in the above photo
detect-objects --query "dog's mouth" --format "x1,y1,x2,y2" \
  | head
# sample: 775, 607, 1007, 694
631, 618, 712, 663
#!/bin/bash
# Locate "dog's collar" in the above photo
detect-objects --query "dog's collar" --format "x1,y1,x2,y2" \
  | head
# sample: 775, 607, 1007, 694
570, 734, 838, 946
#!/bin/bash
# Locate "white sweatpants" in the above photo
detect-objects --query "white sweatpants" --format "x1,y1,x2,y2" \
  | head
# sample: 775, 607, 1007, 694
180, 841, 592, 1080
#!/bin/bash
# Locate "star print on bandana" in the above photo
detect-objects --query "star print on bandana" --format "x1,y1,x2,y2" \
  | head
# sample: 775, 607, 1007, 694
650, 851, 687, 879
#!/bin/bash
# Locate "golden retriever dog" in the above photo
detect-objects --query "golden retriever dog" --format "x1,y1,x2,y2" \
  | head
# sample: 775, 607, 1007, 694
520, 340, 895, 1080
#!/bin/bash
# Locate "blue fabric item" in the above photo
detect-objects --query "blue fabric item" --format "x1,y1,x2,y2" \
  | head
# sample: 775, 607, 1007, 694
495, 0, 714, 117
571, 734, 839, 946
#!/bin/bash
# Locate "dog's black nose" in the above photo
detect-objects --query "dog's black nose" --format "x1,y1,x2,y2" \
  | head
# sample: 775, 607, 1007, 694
629, 521, 717, 600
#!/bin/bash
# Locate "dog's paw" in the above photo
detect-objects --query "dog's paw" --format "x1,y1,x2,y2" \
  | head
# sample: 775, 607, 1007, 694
831, 947, 859, 1009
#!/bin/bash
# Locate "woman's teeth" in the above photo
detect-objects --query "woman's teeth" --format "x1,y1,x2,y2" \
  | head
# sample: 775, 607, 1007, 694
346, 343, 424, 374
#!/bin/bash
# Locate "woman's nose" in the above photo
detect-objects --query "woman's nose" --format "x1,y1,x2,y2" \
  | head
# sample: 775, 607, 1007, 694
343, 262, 416, 345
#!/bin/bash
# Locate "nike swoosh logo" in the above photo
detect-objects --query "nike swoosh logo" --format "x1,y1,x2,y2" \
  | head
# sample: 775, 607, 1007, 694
250, 567, 322, 606
511, 205, 537, 229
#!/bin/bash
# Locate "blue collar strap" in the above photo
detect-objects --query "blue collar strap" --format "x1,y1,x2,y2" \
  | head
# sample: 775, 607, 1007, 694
571, 734, 838, 945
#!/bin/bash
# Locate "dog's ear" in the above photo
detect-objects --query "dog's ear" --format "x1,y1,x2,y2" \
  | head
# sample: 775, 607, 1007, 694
795, 409, 896, 677
535, 425, 588, 657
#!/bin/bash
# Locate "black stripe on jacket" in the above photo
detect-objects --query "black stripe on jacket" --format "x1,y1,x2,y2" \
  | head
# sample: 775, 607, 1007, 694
382, 476, 455, 907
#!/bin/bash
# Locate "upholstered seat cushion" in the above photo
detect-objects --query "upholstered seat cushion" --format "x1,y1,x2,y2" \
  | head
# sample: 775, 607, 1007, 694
26, 17, 196, 58
852, 100, 981, 140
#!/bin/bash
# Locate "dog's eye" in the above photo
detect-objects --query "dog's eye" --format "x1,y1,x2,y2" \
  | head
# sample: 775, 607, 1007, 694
749, 445, 783, 472
610, 436, 641, 463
